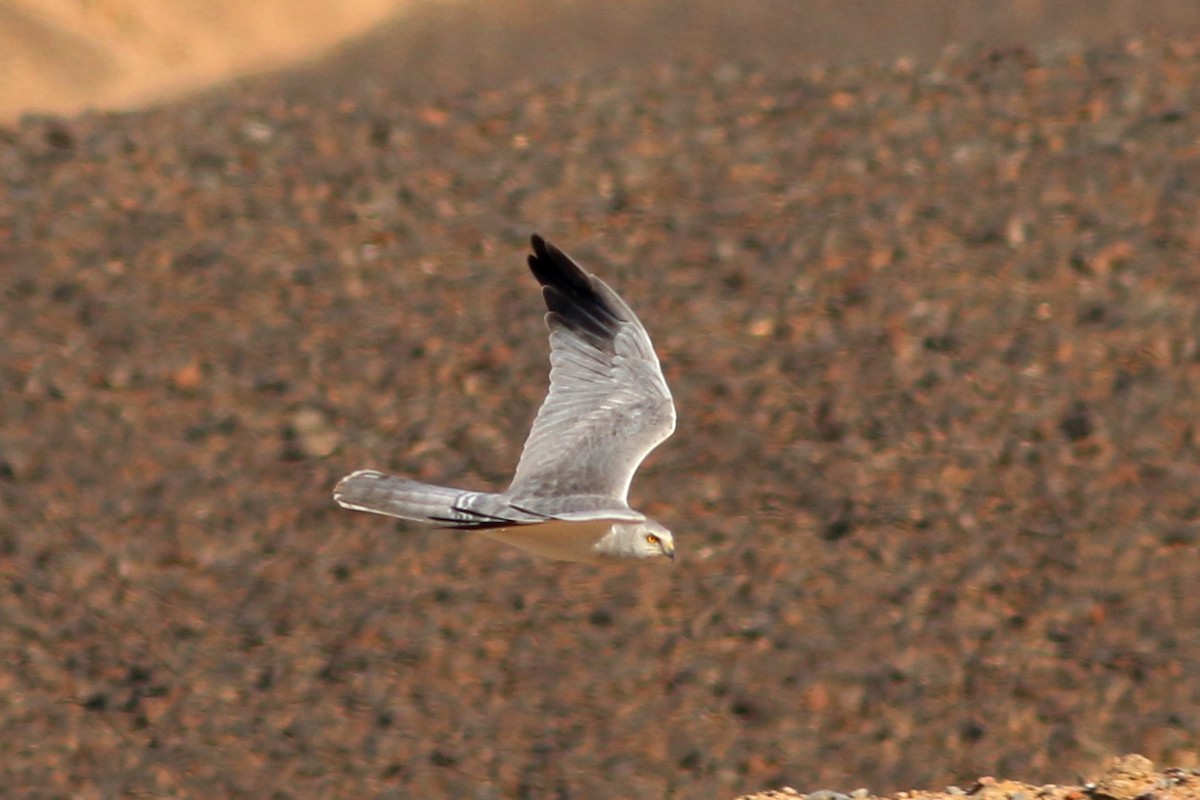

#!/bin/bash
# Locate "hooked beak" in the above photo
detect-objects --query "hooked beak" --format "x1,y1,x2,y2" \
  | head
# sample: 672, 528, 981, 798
663, 541, 675, 561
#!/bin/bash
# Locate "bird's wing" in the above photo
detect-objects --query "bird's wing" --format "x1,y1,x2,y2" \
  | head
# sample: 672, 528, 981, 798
506, 235, 676, 505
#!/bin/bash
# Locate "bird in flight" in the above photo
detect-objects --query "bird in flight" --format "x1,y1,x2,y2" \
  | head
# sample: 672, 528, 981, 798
334, 235, 677, 563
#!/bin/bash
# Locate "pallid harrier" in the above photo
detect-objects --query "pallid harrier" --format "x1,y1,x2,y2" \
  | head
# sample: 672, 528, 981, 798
333, 235, 676, 563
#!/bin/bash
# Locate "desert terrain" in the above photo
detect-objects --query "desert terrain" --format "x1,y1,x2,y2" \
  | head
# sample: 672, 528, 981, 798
2, 2, 1200, 798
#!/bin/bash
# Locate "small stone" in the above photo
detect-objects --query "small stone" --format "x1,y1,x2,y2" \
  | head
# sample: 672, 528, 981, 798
285, 407, 341, 459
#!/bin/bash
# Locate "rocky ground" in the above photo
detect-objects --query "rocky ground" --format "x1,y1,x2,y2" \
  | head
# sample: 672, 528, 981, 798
2, 5, 1200, 800
739, 756, 1200, 800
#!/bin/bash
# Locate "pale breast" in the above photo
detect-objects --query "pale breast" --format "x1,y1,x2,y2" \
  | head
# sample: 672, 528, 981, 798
479, 519, 621, 563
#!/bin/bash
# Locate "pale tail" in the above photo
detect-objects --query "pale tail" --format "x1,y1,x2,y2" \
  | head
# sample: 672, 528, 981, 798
333, 470, 539, 530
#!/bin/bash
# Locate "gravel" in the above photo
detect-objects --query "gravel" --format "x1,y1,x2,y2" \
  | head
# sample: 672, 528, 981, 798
2, 27, 1200, 800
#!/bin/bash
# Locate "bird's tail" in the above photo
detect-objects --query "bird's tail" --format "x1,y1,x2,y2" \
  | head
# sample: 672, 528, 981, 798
333, 470, 534, 529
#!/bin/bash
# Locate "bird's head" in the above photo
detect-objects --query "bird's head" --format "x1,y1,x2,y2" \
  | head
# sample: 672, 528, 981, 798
640, 519, 675, 561
597, 519, 674, 562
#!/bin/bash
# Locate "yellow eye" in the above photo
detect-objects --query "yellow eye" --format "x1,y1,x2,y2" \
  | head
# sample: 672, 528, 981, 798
646, 534, 659, 545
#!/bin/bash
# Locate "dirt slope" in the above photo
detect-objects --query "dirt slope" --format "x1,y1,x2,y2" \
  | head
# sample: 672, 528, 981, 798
8, 0, 1200, 121
1, 4, 1199, 800
0, 0, 402, 120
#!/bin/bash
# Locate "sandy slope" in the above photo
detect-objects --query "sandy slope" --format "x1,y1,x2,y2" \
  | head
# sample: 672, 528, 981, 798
8, 0, 1200, 122
0, 0, 404, 120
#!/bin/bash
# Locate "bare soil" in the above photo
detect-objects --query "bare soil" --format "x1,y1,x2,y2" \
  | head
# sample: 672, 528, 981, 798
1, 3, 1199, 799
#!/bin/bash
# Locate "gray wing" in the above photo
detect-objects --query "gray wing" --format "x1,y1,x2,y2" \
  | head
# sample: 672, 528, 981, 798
506, 235, 676, 506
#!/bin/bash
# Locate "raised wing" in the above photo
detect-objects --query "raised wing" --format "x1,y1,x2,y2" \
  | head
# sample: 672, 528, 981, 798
506, 235, 676, 505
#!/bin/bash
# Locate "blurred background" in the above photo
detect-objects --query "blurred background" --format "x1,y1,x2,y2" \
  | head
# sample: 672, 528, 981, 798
3, 2, 1200, 799
4, 0, 1200, 120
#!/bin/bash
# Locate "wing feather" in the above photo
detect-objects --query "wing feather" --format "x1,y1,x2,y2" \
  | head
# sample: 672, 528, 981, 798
506, 235, 676, 505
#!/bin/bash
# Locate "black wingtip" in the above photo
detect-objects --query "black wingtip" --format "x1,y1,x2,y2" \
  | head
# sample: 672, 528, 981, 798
526, 233, 624, 346
527, 233, 547, 283
527, 234, 591, 294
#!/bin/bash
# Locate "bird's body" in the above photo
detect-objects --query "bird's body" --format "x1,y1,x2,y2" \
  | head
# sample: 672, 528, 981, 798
333, 235, 677, 563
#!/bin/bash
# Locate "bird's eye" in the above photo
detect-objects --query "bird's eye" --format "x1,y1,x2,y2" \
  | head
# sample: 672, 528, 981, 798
646, 534, 659, 545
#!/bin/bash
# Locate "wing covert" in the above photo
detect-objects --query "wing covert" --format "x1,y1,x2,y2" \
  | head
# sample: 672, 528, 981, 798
507, 235, 676, 504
